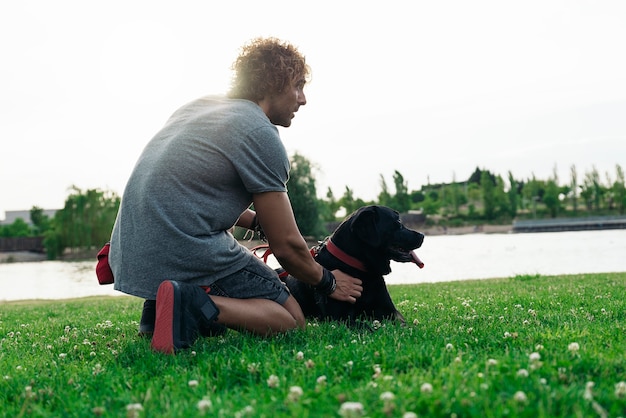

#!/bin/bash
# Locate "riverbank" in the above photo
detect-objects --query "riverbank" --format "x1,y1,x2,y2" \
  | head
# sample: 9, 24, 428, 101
0, 224, 514, 264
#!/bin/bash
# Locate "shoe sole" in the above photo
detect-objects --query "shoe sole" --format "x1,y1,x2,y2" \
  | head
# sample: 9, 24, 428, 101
151, 281, 181, 354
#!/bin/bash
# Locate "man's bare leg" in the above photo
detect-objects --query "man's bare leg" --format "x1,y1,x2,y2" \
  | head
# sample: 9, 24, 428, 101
210, 294, 305, 336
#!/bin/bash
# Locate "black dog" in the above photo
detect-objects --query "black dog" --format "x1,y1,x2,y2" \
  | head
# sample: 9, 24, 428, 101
281, 205, 424, 325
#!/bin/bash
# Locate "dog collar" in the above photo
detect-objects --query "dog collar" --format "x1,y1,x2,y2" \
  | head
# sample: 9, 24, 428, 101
324, 239, 369, 272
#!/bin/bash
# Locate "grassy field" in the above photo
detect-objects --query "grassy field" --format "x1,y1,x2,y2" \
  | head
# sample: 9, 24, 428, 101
1, 272, 625, 417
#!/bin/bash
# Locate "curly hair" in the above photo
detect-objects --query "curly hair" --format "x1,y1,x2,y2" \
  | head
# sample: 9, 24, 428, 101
228, 37, 311, 101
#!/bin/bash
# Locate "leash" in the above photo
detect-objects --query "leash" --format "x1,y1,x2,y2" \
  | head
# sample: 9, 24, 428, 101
250, 243, 318, 279
251, 237, 369, 277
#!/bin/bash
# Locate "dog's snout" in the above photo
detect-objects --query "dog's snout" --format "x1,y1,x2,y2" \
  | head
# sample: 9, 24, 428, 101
415, 231, 425, 248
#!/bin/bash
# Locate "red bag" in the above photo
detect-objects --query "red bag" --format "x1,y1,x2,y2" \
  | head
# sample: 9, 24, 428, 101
96, 242, 114, 285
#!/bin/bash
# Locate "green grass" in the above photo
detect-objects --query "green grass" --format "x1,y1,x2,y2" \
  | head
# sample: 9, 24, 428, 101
1, 273, 625, 417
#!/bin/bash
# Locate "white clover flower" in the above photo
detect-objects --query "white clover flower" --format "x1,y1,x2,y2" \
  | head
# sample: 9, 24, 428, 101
584, 381, 595, 401
372, 320, 382, 330
412, 318, 419, 325
325, 345, 334, 350
296, 351, 304, 360
59, 353, 67, 359
504, 332, 512, 338
126, 403, 143, 418
445, 343, 454, 351
380, 391, 395, 401
535, 344, 544, 350
513, 391, 527, 403
615, 381, 626, 398
288, 385, 303, 402
266, 374, 279, 388
517, 369, 529, 378
197, 398, 212, 412
345, 360, 354, 368
487, 358, 498, 366
372, 365, 382, 379
92, 363, 103, 375
188, 380, 199, 388
540, 378, 547, 385
568, 342, 580, 353
247, 362, 260, 374
420, 382, 433, 393
529, 352, 541, 362
403, 413, 418, 418
305, 359, 315, 369
339, 401, 364, 417
316, 375, 327, 385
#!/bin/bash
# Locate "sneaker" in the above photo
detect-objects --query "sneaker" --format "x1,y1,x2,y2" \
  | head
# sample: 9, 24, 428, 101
138, 299, 156, 338
150, 280, 220, 354
139, 297, 224, 339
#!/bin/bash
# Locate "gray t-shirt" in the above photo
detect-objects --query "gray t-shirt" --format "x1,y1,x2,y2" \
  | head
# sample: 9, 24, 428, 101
109, 96, 289, 299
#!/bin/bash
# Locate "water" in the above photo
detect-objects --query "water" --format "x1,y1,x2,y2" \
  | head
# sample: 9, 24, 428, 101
1, 230, 624, 302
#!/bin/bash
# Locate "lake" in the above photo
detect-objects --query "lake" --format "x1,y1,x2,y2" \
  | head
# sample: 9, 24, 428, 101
1, 229, 624, 302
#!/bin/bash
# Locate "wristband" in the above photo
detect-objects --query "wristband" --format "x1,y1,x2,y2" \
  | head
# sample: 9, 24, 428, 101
316, 268, 337, 296
251, 215, 267, 242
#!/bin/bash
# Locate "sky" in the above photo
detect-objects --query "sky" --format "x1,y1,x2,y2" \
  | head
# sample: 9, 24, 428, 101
1, 0, 626, 218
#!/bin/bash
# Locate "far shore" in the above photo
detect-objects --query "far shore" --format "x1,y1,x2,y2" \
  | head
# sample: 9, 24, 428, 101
0, 224, 513, 264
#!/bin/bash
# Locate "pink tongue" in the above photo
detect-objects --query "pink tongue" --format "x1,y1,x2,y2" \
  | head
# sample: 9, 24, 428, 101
410, 250, 425, 269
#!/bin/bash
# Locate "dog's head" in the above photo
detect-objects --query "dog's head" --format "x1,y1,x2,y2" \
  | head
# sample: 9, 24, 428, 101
331, 205, 424, 275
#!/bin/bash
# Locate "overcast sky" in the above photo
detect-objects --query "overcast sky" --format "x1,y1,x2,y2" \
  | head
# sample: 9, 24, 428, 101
1, 0, 625, 217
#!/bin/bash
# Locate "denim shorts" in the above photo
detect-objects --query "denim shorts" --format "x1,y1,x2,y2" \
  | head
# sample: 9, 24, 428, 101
207, 256, 290, 305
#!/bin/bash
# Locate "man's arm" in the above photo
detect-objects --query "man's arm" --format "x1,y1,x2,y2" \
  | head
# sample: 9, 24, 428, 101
252, 191, 362, 303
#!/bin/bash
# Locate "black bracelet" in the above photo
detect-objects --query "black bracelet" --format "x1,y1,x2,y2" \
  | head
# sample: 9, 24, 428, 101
251, 215, 267, 242
316, 268, 337, 296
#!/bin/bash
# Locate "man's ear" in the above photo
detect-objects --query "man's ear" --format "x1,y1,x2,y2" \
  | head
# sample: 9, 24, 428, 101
350, 206, 382, 247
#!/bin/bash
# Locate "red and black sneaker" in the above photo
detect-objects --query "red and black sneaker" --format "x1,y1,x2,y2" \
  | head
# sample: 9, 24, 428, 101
151, 280, 220, 354
138, 299, 156, 338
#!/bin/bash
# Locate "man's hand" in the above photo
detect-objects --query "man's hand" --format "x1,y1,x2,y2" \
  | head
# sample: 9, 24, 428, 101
329, 270, 363, 303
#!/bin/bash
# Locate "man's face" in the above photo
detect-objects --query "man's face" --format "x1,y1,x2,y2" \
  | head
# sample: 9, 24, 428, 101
265, 78, 307, 127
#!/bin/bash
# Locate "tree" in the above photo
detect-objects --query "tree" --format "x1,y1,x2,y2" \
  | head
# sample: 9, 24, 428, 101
570, 165, 578, 214
44, 186, 120, 259
505, 172, 518, 218
377, 175, 393, 208
318, 187, 340, 222
494, 175, 510, 218
543, 178, 561, 218
1, 218, 31, 237
581, 166, 603, 211
613, 164, 626, 215
480, 171, 496, 220
287, 153, 325, 238
30, 206, 51, 236
391, 170, 411, 213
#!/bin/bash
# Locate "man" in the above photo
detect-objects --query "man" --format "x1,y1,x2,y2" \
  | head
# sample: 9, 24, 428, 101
108, 37, 362, 354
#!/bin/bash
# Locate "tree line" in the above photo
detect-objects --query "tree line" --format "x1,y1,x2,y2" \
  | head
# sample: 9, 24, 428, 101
2, 154, 624, 259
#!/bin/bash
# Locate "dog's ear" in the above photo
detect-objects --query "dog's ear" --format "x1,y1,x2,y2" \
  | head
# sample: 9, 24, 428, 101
350, 206, 382, 247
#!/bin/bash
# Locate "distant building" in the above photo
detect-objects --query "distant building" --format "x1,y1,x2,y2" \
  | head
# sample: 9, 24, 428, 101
0, 209, 59, 226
